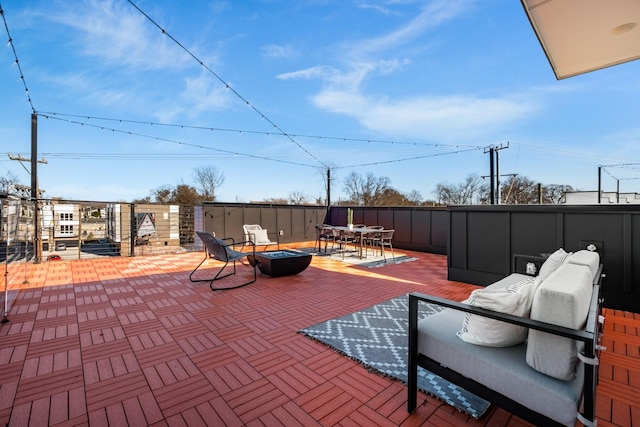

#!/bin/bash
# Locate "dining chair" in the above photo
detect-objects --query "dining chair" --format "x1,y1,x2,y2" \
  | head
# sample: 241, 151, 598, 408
363, 225, 384, 256
377, 229, 395, 260
350, 224, 367, 253
315, 224, 334, 253
331, 228, 354, 258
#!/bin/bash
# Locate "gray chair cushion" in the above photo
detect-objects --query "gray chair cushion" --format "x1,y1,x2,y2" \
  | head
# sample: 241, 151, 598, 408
417, 308, 583, 427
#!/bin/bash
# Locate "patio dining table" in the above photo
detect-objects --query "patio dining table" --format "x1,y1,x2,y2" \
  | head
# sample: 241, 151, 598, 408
330, 226, 384, 259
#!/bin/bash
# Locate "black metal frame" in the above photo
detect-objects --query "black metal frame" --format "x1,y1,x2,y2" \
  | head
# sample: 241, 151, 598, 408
408, 265, 603, 426
190, 231, 257, 291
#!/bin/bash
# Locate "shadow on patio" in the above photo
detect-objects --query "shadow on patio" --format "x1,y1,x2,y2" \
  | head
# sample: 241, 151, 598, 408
0, 243, 637, 426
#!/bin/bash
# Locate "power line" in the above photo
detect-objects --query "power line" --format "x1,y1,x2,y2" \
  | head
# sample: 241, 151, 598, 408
1, 4, 35, 113
126, 0, 327, 169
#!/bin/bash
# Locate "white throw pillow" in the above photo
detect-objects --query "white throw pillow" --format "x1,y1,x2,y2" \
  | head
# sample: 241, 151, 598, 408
250, 229, 270, 244
457, 277, 537, 347
535, 248, 571, 285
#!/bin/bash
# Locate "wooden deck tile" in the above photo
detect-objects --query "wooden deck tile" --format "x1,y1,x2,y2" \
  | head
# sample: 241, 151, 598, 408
0, 248, 637, 426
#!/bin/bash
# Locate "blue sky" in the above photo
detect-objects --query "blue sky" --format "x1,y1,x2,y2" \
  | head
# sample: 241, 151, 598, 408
1, 0, 639, 203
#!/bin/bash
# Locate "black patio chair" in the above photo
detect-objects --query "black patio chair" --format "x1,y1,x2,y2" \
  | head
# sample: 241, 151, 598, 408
190, 231, 256, 291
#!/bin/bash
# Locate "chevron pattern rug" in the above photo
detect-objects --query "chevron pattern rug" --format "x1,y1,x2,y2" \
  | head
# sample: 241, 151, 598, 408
299, 295, 491, 419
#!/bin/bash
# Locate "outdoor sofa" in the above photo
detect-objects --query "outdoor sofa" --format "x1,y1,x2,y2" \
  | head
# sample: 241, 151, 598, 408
408, 248, 604, 427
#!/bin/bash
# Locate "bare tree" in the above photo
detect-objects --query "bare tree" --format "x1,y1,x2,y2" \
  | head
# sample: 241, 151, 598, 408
343, 171, 392, 206
288, 190, 307, 205
434, 173, 484, 205
0, 171, 20, 193
406, 189, 423, 205
499, 175, 539, 204
544, 184, 574, 204
194, 165, 225, 201
262, 197, 288, 204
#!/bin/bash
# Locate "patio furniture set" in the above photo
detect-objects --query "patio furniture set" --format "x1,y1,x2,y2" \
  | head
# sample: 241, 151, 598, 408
315, 224, 395, 260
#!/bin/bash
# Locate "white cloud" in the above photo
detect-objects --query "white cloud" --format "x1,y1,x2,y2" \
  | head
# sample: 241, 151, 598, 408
312, 89, 536, 142
261, 44, 298, 60
154, 73, 231, 122
49, 0, 192, 71
278, 59, 409, 89
346, 0, 472, 56
274, 0, 528, 143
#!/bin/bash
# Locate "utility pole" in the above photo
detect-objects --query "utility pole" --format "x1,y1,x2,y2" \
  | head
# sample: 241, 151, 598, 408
484, 142, 509, 204
485, 146, 495, 204
494, 142, 509, 204
326, 169, 331, 220
8, 115, 47, 262
597, 166, 601, 204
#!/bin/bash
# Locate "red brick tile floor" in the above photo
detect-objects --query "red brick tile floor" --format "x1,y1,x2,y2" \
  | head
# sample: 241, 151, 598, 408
0, 243, 638, 426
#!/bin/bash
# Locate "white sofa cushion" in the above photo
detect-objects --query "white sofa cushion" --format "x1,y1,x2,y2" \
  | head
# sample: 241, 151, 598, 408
457, 277, 537, 347
566, 250, 599, 279
526, 263, 593, 380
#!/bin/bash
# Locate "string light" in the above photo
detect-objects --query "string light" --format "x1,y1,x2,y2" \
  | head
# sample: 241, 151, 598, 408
37, 111, 481, 149
1, 4, 35, 113
38, 113, 319, 169
126, 0, 328, 169
37, 112, 485, 171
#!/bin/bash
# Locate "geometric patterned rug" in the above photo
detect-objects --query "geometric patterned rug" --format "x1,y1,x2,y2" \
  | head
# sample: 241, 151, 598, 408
299, 295, 491, 419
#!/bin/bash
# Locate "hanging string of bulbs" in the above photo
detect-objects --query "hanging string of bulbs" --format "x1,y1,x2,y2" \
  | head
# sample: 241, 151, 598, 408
2, 2, 491, 175
126, 0, 328, 169
37, 113, 318, 169
36, 112, 484, 170
37, 111, 483, 150
1, 4, 35, 113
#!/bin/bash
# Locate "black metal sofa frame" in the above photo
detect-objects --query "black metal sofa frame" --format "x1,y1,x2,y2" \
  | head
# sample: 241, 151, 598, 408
407, 264, 603, 427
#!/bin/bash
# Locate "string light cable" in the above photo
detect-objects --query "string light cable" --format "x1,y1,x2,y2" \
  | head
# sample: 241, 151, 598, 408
1, 3, 35, 113
37, 113, 318, 169
36, 111, 482, 150
334, 146, 483, 169
126, 0, 327, 169
36, 112, 485, 170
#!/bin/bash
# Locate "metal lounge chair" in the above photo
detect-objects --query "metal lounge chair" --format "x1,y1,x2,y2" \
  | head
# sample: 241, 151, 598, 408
190, 231, 256, 291
243, 224, 280, 250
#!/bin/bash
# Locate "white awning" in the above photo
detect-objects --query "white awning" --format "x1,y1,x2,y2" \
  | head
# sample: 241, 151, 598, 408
521, 0, 640, 79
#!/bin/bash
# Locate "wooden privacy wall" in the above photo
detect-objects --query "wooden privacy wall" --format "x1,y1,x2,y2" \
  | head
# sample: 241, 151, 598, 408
448, 204, 639, 313
199, 203, 449, 255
